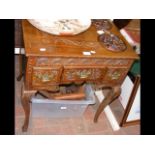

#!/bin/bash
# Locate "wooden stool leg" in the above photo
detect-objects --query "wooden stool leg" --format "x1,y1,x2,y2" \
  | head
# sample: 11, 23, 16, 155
21, 83, 36, 132
94, 85, 121, 123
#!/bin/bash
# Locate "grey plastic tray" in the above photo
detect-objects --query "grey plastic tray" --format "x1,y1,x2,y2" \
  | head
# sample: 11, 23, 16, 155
31, 84, 95, 118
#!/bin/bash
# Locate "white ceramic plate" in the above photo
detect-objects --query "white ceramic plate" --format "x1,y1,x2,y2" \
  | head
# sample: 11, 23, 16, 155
27, 19, 92, 35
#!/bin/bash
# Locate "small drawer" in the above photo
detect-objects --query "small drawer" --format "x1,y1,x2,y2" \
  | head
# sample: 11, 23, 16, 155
61, 66, 107, 82
32, 65, 62, 89
104, 68, 128, 83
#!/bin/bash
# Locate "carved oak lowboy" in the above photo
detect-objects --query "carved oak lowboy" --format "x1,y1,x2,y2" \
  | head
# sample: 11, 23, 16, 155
21, 20, 138, 132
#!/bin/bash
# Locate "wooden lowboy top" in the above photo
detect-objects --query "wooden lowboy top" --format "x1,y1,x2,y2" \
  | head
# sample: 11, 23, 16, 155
22, 20, 138, 60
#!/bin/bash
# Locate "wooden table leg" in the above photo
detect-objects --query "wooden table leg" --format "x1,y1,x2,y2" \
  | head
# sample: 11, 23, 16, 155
94, 85, 121, 123
21, 83, 37, 132
17, 48, 24, 81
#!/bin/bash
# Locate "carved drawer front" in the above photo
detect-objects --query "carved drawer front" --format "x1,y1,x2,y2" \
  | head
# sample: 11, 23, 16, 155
61, 66, 107, 82
32, 66, 62, 89
104, 68, 128, 83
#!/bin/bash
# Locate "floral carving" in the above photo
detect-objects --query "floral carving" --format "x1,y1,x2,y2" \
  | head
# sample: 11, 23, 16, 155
62, 68, 106, 81
105, 68, 128, 81
33, 70, 58, 84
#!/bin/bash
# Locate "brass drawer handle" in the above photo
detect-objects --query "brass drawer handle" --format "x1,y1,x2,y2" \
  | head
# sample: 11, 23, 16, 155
111, 71, 121, 80
41, 75, 52, 82
79, 75, 89, 78
76, 70, 91, 79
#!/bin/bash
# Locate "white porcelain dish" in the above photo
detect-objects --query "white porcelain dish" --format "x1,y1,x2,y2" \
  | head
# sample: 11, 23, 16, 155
27, 19, 92, 35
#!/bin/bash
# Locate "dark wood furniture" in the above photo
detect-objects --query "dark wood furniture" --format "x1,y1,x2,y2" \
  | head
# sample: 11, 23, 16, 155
15, 19, 25, 81
21, 20, 138, 132
15, 19, 24, 48
113, 19, 132, 30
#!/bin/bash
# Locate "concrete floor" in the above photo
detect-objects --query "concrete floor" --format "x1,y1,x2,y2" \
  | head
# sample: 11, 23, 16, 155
15, 55, 140, 135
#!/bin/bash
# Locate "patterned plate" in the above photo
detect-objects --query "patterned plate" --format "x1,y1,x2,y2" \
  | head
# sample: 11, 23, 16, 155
92, 19, 112, 30
98, 32, 127, 52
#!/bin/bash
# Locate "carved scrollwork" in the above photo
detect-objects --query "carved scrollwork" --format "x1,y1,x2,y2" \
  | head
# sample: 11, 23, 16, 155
36, 58, 49, 66
36, 57, 131, 67
92, 68, 107, 79
43, 37, 101, 49
41, 37, 100, 49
